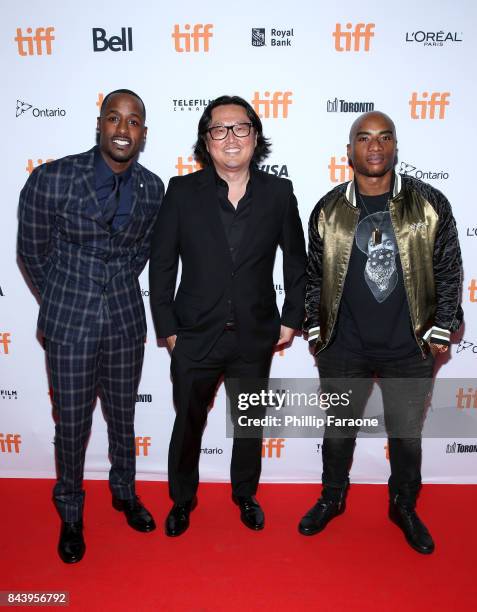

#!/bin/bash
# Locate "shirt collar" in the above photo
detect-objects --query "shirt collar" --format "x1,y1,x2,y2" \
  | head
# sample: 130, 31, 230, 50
94, 146, 133, 186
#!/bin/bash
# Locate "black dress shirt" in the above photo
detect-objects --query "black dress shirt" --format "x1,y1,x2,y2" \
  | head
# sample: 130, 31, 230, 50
94, 147, 133, 231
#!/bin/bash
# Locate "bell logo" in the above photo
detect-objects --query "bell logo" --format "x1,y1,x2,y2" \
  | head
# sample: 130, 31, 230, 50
172, 24, 213, 52
0, 434, 22, 453
0, 333, 11, 355
135, 436, 151, 456
175, 156, 202, 176
333, 23, 375, 52
15, 27, 55, 56
329, 156, 354, 183
456, 387, 477, 409
468, 279, 477, 302
409, 92, 450, 120
92, 28, 133, 52
251, 91, 293, 119
26, 159, 54, 175
262, 438, 285, 458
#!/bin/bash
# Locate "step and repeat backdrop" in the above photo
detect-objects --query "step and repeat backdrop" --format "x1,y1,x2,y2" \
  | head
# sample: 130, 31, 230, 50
1, 0, 476, 484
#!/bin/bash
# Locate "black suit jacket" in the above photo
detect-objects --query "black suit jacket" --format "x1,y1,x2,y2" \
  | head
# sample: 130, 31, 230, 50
149, 165, 306, 360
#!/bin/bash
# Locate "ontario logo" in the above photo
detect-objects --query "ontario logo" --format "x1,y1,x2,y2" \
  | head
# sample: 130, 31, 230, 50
16, 99, 66, 118
399, 161, 449, 181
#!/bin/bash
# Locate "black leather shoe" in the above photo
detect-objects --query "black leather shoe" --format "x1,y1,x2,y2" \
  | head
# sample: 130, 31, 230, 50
58, 520, 85, 564
233, 495, 265, 531
389, 500, 435, 554
165, 498, 197, 537
298, 498, 345, 536
112, 495, 156, 532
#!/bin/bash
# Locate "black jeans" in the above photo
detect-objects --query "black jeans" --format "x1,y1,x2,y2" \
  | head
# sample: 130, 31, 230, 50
317, 343, 435, 505
169, 330, 272, 503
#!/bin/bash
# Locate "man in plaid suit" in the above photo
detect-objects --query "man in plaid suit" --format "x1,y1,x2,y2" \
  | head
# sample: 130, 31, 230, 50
18, 90, 163, 563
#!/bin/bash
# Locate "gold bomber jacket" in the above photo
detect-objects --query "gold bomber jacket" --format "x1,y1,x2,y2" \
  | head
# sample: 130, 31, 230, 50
305, 172, 464, 355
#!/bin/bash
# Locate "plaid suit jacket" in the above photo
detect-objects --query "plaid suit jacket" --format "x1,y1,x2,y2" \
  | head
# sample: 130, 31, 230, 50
18, 147, 164, 344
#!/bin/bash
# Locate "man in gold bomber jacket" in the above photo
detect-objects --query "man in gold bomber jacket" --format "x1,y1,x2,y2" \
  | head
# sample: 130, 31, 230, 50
299, 111, 463, 554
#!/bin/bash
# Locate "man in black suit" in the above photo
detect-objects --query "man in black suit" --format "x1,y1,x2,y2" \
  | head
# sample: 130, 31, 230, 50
18, 90, 163, 563
149, 95, 306, 536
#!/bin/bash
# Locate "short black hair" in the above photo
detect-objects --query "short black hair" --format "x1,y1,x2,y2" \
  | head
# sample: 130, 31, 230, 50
100, 89, 146, 121
193, 95, 271, 166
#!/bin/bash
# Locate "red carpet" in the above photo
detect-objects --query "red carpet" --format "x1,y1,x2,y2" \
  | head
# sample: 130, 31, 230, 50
1, 480, 475, 611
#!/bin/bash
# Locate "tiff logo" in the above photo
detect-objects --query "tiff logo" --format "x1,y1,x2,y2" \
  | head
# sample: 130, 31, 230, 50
176, 156, 202, 176
92, 28, 133, 52
333, 23, 374, 52
26, 159, 54, 174
252, 91, 293, 118
468, 279, 477, 302
0, 333, 11, 355
15, 27, 55, 56
172, 24, 213, 52
262, 438, 285, 458
329, 156, 353, 183
0, 434, 21, 453
135, 436, 151, 456
456, 387, 477, 409
409, 92, 450, 119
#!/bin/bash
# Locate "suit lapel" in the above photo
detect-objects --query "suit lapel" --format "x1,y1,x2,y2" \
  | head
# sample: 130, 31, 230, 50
74, 148, 109, 230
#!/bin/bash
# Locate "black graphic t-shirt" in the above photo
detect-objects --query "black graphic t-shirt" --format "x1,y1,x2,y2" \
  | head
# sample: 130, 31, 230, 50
334, 192, 419, 359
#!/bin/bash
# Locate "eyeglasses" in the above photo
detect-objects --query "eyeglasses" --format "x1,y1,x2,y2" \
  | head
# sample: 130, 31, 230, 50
207, 122, 253, 140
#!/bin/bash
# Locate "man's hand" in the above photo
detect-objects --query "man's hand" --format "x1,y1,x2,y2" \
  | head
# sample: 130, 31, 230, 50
166, 335, 177, 352
429, 343, 448, 357
275, 325, 295, 347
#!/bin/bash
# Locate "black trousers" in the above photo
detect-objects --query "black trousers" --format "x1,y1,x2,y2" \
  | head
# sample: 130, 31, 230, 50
317, 343, 435, 505
169, 330, 272, 503
46, 309, 144, 522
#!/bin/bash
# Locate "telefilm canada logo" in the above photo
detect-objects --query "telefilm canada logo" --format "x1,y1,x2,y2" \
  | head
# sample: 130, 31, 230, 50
399, 161, 449, 181
1, 390, 18, 400
327, 98, 375, 113
172, 99, 212, 112
251, 27, 295, 47
405, 30, 463, 46
16, 99, 66, 119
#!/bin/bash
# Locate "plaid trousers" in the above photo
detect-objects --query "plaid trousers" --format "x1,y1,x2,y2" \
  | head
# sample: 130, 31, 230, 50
46, 306, 145, 522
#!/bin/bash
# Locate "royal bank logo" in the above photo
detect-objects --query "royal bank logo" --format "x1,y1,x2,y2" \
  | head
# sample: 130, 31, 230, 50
1, 390, 18, 400
16, 99, 66, 119
327, 98, 375, 113
405, 30, 463, 46
399, 161, 449, 181
252, 28, 266, 46
259, 163, 289, 178
251, 27, 295, 47
172, 98, 212, 112
446, 441, 477, 453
